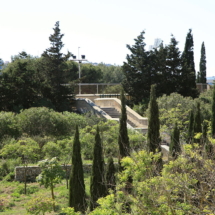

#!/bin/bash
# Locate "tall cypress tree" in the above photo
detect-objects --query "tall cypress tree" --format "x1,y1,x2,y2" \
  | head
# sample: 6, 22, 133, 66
212, 85, 215, 138
90, 126, 106, 210
105, 157, 116, 192
199, 42, 207, 83
42, 21, 74, 111
180, 29, 199, 98
169, 123, 181, 159
147, 85, 161, 153
69, 125, 86, 212
187, 109, 194, 144
118, 89, 130, 160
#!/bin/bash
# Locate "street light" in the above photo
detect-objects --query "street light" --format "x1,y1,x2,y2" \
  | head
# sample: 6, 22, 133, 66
71, 48, 88, 94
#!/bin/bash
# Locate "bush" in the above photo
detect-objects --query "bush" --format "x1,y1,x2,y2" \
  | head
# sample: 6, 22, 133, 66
25, 195, 54, 215
0, 112, 21, 143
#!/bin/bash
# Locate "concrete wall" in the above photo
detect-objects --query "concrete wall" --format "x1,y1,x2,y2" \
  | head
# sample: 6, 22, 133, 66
74, 98, 112, 120
94, 98, 148, 128
15, 164, 92, 182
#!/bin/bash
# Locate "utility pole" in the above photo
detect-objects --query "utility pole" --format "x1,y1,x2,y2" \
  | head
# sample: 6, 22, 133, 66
71, 48, 88, 94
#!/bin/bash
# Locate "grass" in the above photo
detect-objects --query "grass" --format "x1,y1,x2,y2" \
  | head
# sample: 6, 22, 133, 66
0, 173, 91, 215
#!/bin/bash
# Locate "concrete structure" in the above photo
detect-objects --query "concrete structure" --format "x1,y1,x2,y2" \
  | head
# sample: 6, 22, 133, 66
73, 97, 148, 133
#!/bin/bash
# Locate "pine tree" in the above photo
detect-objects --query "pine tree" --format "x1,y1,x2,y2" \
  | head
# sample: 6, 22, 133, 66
69, 125, 86, 212
199, 42, 207, 83
42, 21, 74, 111
193, 102, 202, 143
180, 29, 199, 98
187, 110, 194, 144
147, 85, 161, 153
105, 157, 116, 192
118, 89, 130, 160
169, 123, 181, 159
212, 85, 215, 138
90, 126, 106, 210
122, 31, 156, 103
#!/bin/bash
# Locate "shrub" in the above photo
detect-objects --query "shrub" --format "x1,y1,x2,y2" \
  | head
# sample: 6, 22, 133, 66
25, 195, 54, 215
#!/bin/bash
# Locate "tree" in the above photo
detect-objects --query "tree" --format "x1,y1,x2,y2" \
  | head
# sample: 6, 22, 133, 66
1, 138, 40, 194
187, 109, 194, 144
118, 89, 130, 160
165, 35, 181, 94
41, 21, 74, 111
69, 125, 86, 212
180, 29, 199, 98
0, 58, 40, 112
147, 85, 161, 153
105, 157, 116, 192
199, 42, 207, 83
212, 85, 215, 138
169, 123, 181, 159
90, 126, 106, 210
122, 31, 155, 104
37, 157, 64, 210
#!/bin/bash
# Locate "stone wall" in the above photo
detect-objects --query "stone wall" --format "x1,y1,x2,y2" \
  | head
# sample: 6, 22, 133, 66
15, 164, 92, 182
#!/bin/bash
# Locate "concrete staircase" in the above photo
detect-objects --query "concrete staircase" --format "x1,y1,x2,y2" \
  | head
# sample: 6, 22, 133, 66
100, 107, 137, 128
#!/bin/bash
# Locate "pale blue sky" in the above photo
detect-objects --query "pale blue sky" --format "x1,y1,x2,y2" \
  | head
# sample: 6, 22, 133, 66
0, 0, 214, 77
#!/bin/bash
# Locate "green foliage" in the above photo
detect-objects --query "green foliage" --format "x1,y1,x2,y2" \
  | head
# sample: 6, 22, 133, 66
0, 112, 21, 142
25, 195, 54, 215
118, 89, 130, 160
69, 125, 86, 212
147, 85, 161, 153
97, 63, 124, 83
61, 207, 81, 215
169, 123, 181, 159
193, 102, 202, 144
187, 110, 194, 144
80, 63, 102, 83
122, 31, 153, 104
180, 29, 199, 98
0, 196, 10, 212
88, 194, 119, 215
41, 21, 74, 111
105, 157, 116, 192
90, 145, 215, 214
198, 42, 207, 83
0, 57, 41, 112
103, 84, 123, 94
0, 158, 21, 180
37, 157, 64, 204
90, 126, 106, 210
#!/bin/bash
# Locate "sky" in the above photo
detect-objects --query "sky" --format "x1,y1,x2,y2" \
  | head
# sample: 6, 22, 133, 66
0, 0, 215, 77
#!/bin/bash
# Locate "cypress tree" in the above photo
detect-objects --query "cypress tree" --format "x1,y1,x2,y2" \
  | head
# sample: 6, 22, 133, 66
187, 110, 194, 144
193, 102, 202, 143
180, 29, 199, 98
69, 125, 86, 212
105, 157, 116, 192
90, 126, 106, 210
199, 42, 207, 83
212, 85, 215, 138
169, 123, 181, 159
118, 89, 130, 160
147, 85, 161, 153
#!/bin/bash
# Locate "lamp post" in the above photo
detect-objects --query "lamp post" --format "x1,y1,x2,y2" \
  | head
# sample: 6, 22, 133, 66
71, 48, 88, 94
